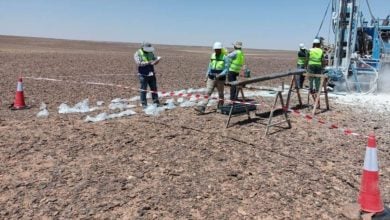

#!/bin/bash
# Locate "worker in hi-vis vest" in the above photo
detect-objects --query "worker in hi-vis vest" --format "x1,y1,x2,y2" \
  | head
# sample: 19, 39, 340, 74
307, 39, 324, 93
296, 43, 308, 88
227, 41, 245, 100
133, 42, 161, 108
195, 41, 229, 114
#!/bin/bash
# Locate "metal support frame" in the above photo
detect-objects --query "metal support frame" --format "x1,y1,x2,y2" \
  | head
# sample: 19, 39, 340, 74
224, 85, 291, 136
286, 74, 303, 109
222, 70, 306, 134
225, 86, 251, 128
304, 73, 330, 116
264, 91, 292, 136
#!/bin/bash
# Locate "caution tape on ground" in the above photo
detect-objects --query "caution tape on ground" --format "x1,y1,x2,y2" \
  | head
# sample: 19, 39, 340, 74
25, 76, 365, 137
287, 108, 362, 137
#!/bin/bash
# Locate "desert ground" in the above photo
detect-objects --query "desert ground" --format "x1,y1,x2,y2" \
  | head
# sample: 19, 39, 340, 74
0, 35, 389, 219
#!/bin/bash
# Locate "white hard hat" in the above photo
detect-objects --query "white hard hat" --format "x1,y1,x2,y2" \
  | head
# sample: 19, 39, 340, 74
141, 42, 154, 52
313, 39, 320, 44
232, 41, 243, 49
299, 43, 305, 49
213, 42, 223, 50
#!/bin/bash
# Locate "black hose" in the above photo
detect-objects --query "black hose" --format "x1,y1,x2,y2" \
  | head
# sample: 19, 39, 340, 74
316, 0, 332, 38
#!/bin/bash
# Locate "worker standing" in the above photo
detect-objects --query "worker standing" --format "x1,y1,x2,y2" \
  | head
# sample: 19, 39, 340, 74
134, 42, 161, 108
227, 41, 245, 100
296, 43, 308, 88
307, 39, 324, 93
195, 42, 229, 114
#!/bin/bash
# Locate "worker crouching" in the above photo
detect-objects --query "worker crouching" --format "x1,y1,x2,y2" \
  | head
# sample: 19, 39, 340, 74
195, 42, 229, 114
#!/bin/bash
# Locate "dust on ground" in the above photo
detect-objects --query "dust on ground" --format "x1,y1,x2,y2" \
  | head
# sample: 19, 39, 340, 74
0, 35, 389, 219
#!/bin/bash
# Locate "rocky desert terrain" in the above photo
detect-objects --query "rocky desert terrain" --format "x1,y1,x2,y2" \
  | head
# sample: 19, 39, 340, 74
0, 35, 389, 219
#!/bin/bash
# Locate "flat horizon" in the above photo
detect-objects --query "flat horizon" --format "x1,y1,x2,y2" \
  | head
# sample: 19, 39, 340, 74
0, 34, 296, 52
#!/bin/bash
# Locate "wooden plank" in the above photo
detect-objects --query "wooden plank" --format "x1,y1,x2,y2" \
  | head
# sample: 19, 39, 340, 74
227, 69, 306, 87
303, 73, 328, 78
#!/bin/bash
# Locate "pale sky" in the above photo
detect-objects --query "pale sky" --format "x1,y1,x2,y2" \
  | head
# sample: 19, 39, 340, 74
0, 0, 389, 50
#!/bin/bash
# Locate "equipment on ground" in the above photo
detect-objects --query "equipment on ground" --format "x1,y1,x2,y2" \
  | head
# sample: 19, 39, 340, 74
10, 77, 30, 110
358, 134, 390, 219
219, 101, 257, 115
225, 70, 304, 133
321, 0, 390, 93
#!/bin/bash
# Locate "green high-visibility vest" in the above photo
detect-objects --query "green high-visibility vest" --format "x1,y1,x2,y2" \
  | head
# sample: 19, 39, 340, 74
229, 49, 245, 72
297, 57, 306, 65
138, 49, 154, 62
297, 50, 307, 65
138, 49, 155, 75
308, 48, 323, 65
210, 53, 226, 71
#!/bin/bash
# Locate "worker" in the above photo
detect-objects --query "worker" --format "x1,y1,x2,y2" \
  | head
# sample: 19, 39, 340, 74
307, 38, 325, 93
227, 41, 245, 100
195, 41, 229, 114
296, 43, 308, 88
134, 42, 161, 108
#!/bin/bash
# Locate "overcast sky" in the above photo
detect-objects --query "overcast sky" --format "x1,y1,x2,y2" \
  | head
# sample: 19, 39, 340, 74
0, 0, 389, 50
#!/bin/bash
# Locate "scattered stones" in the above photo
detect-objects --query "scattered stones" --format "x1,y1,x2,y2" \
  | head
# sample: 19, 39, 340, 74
1, 36, 389, 220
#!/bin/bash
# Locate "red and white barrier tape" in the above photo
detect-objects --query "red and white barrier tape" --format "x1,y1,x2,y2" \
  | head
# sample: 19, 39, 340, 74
287, 108, 362, 137
24, 76, 269, 106
24, 76, 365, 137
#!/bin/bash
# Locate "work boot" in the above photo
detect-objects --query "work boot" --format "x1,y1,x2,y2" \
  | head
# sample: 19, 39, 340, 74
194, 106, 206, 115
217, 101, 224, 109
141, 103, 147, 109
153, 100, 161, 107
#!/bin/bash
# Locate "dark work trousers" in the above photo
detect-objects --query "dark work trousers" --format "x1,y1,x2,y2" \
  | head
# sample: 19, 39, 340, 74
228, 71, 239, 100
308, 65, 323, 93
139, 74, 159, 106
296, 64, 306, 88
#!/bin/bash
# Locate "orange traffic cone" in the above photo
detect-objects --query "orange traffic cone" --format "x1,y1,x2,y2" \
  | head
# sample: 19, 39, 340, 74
10, 77, 29, 110
358, 133, 389, 217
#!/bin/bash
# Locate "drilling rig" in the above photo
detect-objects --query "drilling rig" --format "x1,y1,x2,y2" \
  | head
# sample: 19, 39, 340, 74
324, 0, 390, 93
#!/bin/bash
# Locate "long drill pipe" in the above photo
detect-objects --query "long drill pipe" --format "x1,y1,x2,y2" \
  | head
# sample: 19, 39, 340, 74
228, 69, 306, 87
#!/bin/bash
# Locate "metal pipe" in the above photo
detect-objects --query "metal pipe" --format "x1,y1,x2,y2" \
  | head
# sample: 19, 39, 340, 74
227, 69, 306, 87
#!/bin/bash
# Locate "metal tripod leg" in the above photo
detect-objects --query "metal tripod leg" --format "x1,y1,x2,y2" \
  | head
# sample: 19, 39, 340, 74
265, 91, 291, 136
286, 74, 303, 109
225, 87, 248, 128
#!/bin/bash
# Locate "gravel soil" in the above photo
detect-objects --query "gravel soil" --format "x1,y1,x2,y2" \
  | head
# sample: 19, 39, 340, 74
1, 35, 389, 219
